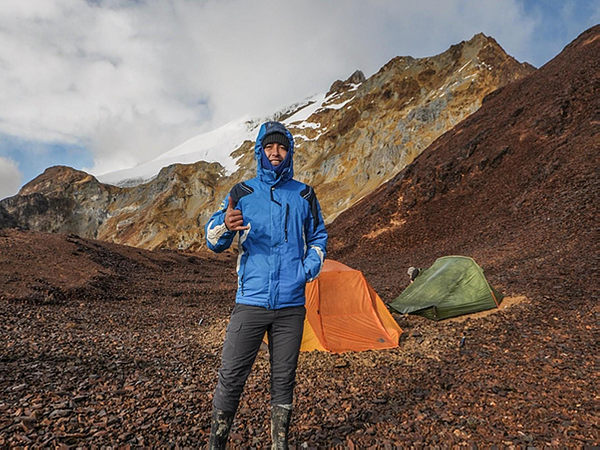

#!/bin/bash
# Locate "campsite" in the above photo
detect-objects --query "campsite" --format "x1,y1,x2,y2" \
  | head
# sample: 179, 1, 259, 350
0, 226, 596, 447
0, 19, 598, 449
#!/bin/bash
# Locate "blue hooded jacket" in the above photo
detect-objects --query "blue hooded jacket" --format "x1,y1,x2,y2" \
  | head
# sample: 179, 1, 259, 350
205, 121, 328, 309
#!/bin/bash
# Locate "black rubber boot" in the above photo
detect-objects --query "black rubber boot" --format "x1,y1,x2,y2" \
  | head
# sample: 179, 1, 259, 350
208, 407, 235, 449
271, 404, 292, 450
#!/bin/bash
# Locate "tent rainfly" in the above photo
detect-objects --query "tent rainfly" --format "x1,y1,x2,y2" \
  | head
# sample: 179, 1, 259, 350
389, 256, 504, 321
281, 260, 402, 353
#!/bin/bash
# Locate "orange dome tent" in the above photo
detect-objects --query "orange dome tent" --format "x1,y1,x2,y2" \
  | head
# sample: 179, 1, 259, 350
299, 260, 402, 353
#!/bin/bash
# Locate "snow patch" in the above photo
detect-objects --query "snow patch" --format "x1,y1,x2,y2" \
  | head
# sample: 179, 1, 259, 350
98, 93, 331, 187
295, 131, 324, 143
284, 93, 327, 125
346, 82, 361, 92
325, 97, 354, 110
97, 116, 257, 186
294, 121, 322, 130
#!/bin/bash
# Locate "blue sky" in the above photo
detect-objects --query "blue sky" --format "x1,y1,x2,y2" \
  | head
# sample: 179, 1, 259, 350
0, 0, 598, 199
0, 136, 94, 189
519, 0, 599, 62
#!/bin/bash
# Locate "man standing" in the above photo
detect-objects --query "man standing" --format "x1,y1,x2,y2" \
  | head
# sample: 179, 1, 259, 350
205, 121, 328, 449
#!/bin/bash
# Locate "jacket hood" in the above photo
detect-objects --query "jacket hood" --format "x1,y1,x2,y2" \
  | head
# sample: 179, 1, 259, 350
254, 121, 294, 183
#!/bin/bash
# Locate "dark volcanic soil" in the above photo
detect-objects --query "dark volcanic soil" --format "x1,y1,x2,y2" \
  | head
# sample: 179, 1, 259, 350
1, 27, 599, 448
1, 229, 596, 447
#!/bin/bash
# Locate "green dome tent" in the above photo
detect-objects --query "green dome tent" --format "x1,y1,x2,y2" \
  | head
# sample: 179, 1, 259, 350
389, 256, 503, 321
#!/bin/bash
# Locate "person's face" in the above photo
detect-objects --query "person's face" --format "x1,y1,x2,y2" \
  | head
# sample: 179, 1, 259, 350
264, 143, 288, 166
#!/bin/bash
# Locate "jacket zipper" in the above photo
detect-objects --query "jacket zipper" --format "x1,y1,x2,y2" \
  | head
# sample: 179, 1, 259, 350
269, 184, 281, 310
285, 204, 289, 243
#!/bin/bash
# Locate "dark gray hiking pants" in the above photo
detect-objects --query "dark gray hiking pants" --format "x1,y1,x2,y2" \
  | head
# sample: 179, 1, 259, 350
213, 304, 306, 413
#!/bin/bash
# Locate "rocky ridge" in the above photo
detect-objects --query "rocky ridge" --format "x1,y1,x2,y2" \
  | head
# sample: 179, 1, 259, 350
1, 162, 225, 250
327, 26, 598, 303
1, 33, 534, 250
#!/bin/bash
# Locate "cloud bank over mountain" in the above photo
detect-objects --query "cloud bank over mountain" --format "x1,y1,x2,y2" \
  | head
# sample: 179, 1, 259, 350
0, 157, 22, 200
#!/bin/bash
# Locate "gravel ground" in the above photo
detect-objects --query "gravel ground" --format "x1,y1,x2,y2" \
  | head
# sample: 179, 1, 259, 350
0, 229, 597, 447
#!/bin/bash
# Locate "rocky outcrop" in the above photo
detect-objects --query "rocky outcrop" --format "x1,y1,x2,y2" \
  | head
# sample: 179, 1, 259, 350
1, 162, 224, 250
2, 166, 116, 237
1, 33, 535, 250
0, 204, 17, 229
283, 33, 534, 221
98, 161, 225, 250
327, 70, 366, 97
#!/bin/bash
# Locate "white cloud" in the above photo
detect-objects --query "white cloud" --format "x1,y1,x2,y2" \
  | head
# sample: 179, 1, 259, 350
0, 0, 542, 178
0, 157, 23, 200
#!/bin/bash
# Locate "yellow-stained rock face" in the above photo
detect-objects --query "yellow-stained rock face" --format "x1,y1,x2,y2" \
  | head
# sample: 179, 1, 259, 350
287, 33, 533, 223
97, 162, 226, 251
0, 34, 534, 250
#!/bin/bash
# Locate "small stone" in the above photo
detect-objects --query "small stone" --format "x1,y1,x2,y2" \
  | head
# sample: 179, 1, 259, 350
118, 432, 132, 441
48, 409, 71, 419
230, 433, 243, 442
20, 419, 35, 433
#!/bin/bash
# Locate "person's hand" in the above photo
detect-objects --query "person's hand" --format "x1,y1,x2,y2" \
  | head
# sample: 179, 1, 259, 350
225, 196, 249, 231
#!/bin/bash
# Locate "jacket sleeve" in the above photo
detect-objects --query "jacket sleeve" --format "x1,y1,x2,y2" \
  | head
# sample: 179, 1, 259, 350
302, 188, 328, 282
205, 196, 236, 253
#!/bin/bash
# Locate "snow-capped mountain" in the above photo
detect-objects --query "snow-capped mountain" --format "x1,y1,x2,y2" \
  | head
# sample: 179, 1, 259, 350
1, 33, 534, 250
